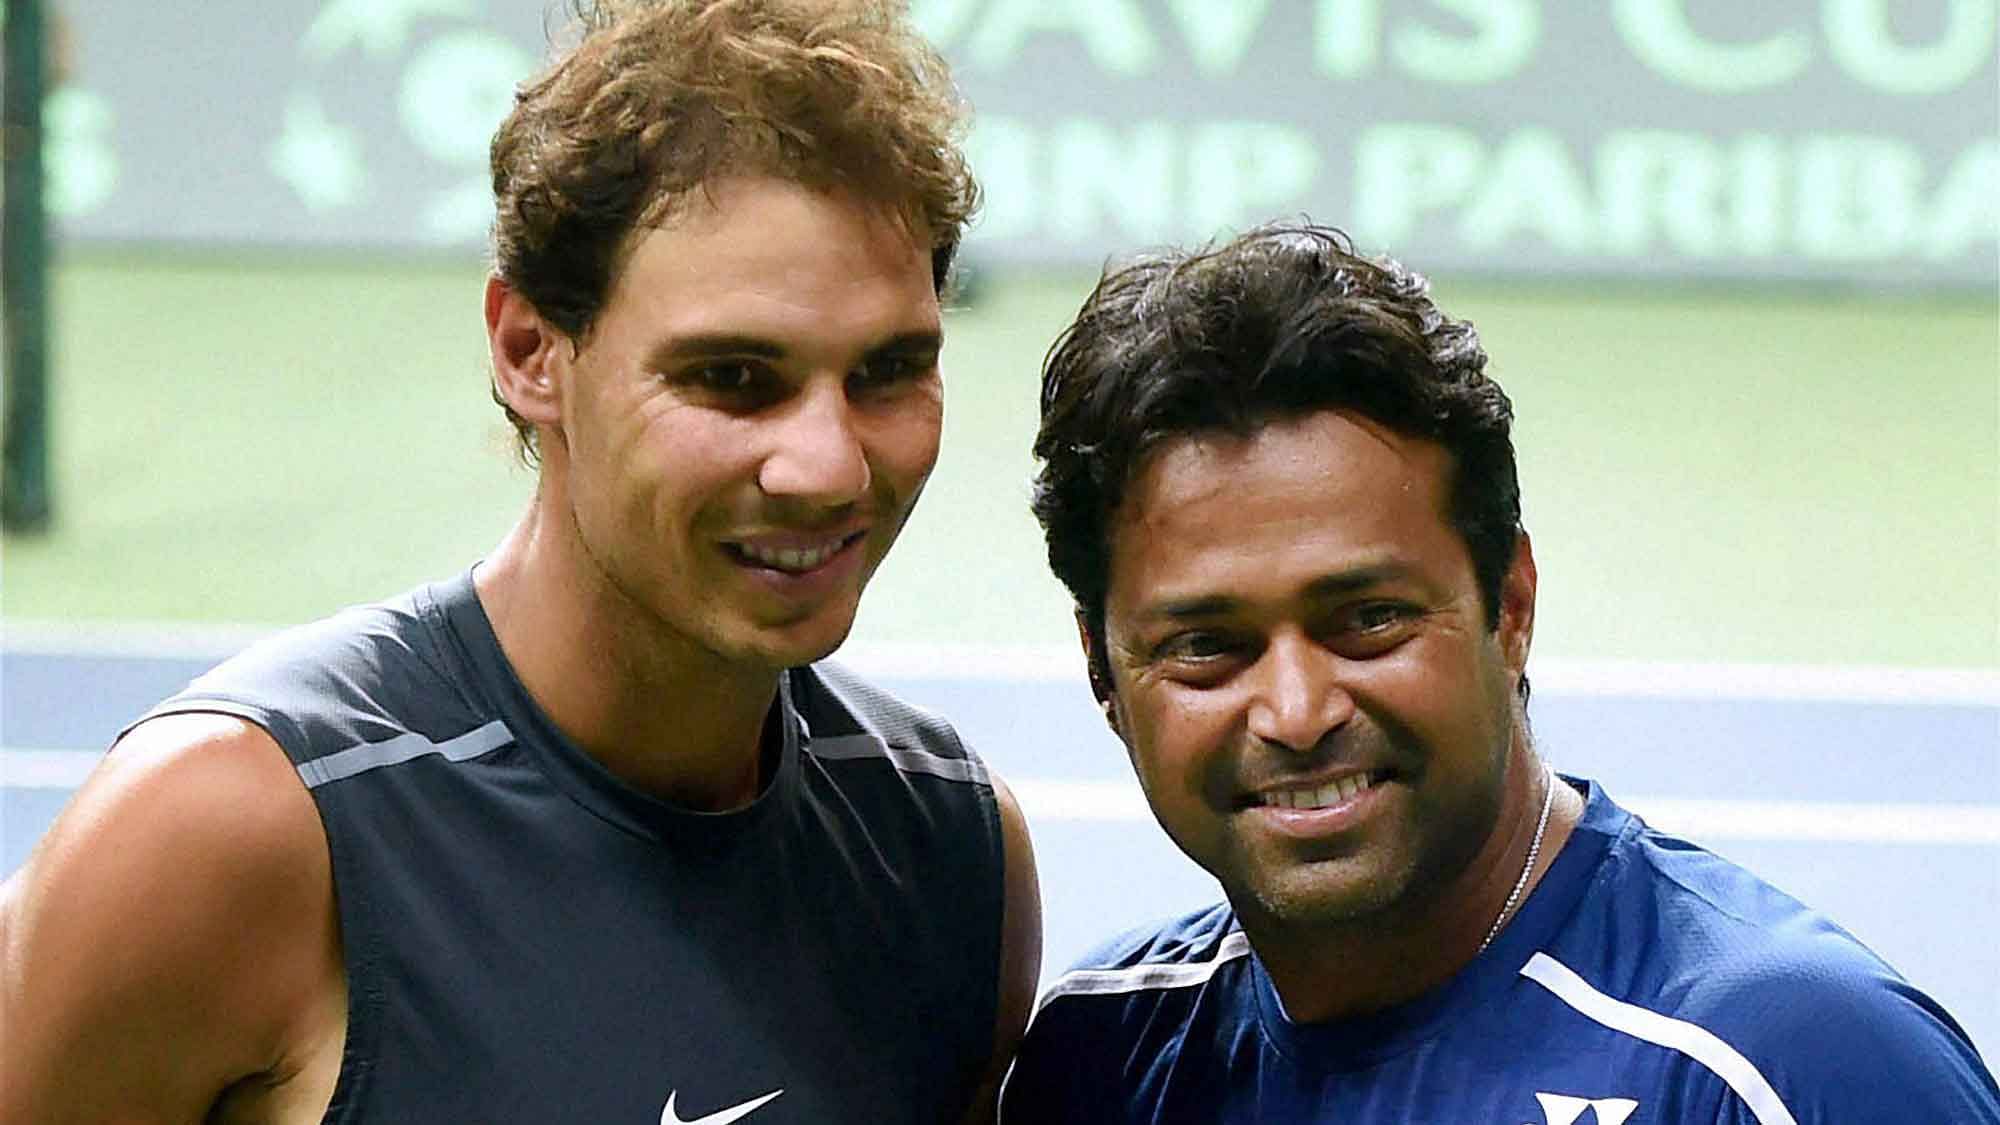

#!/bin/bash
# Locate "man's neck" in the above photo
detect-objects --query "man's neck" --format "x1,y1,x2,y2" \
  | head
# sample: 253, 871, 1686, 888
474, 506, 781, 813
1245, 754, 1584, 1024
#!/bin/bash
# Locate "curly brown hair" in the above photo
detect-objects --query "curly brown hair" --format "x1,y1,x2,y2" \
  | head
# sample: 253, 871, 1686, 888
488, 0, 980, 462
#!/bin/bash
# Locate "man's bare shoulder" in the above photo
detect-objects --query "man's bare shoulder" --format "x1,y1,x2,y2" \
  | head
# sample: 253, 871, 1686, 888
0, 713, 344, 1122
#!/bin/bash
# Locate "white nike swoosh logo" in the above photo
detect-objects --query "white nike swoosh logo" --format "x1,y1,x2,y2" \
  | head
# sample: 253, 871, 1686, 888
660, 1088, 784, 1125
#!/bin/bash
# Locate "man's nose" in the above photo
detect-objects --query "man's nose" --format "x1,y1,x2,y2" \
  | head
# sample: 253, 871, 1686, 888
1244, 631, 1354, 752
757, 379, 870, 507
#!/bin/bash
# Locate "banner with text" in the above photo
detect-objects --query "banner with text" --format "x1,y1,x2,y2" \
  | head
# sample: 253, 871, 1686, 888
38, 0, 2000, 285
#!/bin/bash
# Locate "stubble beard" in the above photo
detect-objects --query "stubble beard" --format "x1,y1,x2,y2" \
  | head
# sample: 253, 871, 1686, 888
1229, 746, 1511, 936
1233, 834, 1426, 931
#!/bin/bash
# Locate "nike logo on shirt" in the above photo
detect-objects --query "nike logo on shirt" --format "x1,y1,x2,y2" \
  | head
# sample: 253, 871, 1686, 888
660, 1088, 784, 1125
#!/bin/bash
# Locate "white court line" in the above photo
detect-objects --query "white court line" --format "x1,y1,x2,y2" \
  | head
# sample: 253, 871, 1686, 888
1527, 660, 1998, 707
4, 624, 1994, 705
3, 749, 105, 789
3, 619, 277, 661
1624, 798, 2000, 846
1000, 779, 2000, 846
836, 644, 1999, 706
7, 750, 1996, 845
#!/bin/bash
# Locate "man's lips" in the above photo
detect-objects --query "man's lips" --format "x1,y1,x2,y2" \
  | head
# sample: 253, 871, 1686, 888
722, 528, 869, 574
1239, 768, 1397, 812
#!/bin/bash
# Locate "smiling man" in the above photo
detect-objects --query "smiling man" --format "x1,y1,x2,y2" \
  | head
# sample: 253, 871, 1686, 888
0, 3, 1037, 1121
1000, 223, 1997, 1123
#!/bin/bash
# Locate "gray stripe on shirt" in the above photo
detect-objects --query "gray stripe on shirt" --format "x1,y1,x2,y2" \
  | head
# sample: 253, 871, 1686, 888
808, 732, 988, 785
296, 720, 514, 789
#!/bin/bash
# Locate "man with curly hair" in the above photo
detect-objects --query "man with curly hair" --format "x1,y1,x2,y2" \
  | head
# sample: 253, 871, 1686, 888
1000, 222, 1998, 1123
0, 3, 1039, 1120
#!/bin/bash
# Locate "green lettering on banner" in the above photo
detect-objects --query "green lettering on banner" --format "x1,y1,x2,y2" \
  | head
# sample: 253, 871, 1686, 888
963, 115, 1040, 241
1458, 128, 1593, 252
1048, 119, 1177, 241
1163, 0, 1275, 76
908, 0, 981, 46
964, 0, 1157, 75
304, 0, 475, 62
1315, 0, 1381, 77
269, 94, 367, 212
1795, 135, 1922, 259
1185, 122, 1318, 236
398, 30, 535, 241
1924, 139, 1999, 260
397, 30, 531, 165
1352, 123, 1482, 246
1727, 134, 1787, 257
1598, 130, 1724, 257
1824, 0, 1998, 96
1612, 0, 1809, 92
45, 88, 117, 218
1394, 0, 1540, 84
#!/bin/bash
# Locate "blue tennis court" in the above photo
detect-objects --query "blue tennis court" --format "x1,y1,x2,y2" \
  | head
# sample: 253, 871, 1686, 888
3, 636, 1995, 1059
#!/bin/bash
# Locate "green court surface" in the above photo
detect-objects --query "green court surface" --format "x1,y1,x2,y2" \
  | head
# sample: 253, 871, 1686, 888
3, 251, 1995, 670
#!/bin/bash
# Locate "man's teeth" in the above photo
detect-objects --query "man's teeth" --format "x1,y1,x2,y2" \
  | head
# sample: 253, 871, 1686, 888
1265, 773, 1376, 810
739, 538, 844, 572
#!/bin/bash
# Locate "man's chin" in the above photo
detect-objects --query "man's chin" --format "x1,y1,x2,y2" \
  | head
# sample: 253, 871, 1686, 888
732, 610, 859, 670
1237, 862, 1410, 929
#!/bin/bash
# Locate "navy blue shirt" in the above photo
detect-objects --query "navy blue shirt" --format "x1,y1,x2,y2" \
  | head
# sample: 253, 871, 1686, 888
138, 570, 1005, 1123
1002, 778, 1999, 1124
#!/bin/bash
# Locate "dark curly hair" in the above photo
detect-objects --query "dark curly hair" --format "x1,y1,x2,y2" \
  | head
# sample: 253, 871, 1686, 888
488, 0, 979, 462
1031, 222, 1523, 691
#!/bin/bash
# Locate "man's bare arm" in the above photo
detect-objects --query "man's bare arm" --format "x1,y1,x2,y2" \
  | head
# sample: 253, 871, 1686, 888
0, 713, 341, 1123
960, 771, 1043, 1125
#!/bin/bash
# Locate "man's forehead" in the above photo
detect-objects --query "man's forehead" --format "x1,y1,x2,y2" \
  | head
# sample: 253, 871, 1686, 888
597, 176, 940, 338
1122, 411, 1451, 523
631, 175, 929, 260
1099, 410, 1467, 615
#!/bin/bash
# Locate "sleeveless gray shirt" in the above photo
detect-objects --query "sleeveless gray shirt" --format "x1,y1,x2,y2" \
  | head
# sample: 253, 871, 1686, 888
136, 570, 1005, 1123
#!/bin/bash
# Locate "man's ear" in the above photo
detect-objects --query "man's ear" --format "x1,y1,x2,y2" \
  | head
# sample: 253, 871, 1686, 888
1075, 610, 1122, 738
485, 275, 566, 430
1497, 531, 1537, 681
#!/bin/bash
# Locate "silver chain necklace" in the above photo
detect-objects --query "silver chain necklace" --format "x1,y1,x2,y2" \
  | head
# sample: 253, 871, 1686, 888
1479, 765, 1557, 954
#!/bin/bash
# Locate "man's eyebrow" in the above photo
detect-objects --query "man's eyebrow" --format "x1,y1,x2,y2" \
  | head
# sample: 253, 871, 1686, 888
866, 330, 944, 356
652, 333, 787, 361
649, 329, 942, 363
1149, 594, 1240, 621
1302, 563, 1415, 599
1143, 564, 1416, 621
